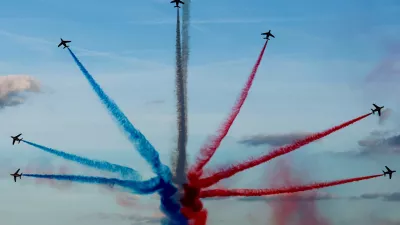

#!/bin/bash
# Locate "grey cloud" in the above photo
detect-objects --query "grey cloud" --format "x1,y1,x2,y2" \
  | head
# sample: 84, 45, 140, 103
355, 131, 400, 156
347, 192, 400, 202
0, 75, 41, 109
239, 132, 313, 147
237, 192, 338, 202
359, 193, 383, 199
333, 129, 400, 157
383, 192, 400, 201
235, 191, 400, 203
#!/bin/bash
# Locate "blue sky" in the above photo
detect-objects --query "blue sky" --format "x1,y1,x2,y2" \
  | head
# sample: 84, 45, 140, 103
0, 0, 399, 224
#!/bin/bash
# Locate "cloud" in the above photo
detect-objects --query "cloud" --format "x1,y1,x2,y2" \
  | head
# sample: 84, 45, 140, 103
349, 192, 400, 202
145, 100, 165, 105
0, 30, 169, 68
354, 131, 400, 156
235, 191, 400, 203
237, 192, 339, 203
0, 75, 41, 109
130, 17, 304, 25
238, 132, 313, 147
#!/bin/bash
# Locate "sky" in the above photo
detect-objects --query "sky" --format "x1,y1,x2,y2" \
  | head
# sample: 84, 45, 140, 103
0, 0, 399, 224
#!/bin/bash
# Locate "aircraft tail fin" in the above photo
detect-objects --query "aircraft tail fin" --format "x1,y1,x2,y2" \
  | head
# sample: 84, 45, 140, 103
383, 171, 386, 176
20, 173, 22, 179
371, 109, 375, 114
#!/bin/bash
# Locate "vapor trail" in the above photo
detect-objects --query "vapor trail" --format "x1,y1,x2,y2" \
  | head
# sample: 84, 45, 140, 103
66, 48, 170, 180
24, 174, 161, 194
181, 0, 191, 164
173, 6, 188, 187
23, 140, 140, 179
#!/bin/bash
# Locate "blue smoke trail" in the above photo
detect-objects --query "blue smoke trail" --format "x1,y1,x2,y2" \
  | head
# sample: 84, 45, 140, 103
23, 140, 140, 180
66, 48, 186, 225
24, 174, 161, 194
66, 48, 170, 181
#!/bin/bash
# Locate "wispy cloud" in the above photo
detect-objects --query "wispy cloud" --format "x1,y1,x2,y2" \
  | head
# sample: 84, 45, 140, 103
145, 99, 165, 105
0, 30, 170, 68
356, 131, 400, 156
237, 192, 339, 202
0, 75, 41, 109
235, 191, 400, 202
130, 17, 304, 25
238, 132, 313, 147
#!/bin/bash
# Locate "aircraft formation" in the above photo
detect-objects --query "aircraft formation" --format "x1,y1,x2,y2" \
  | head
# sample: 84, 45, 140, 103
6, 2, 396, 224
9, 102, 394, 183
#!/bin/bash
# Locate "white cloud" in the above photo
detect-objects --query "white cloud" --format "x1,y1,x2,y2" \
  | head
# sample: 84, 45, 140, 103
0, 75, 41, 109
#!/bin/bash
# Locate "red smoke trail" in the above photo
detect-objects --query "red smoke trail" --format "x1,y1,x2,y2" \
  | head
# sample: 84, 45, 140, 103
194, 113, 372, 188
180, 207, 207, 225
268, 160, 331, 225
25, 162, 72, 189
199, 174, 383, 198
188, 40, 269, 180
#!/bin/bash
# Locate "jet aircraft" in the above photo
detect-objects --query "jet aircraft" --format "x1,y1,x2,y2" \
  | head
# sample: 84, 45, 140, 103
261, 30, 275, 40
171, 0, 184, 8
383, 166, 396, 179
371, 103, 384, 116
11, 133, 23, 145
58, 38, 71, 49
10, 169, 22, 182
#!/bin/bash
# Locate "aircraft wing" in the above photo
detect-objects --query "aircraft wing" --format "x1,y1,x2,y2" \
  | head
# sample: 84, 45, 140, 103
16, 133, 22, 137
170, 0, 175, 2
58, 43, 62, 47
179, 1, 184, 4
261, 32, 267, 35
385, 166, 390, 171
12, 139, 16, 145
16, 169, 20, 173
65, 41, 71, 43
389, 173, 392, 179
14, 176, 16, 182
270, 34, 275, 38
378, 111, 381, 116
373, 104, 378, 108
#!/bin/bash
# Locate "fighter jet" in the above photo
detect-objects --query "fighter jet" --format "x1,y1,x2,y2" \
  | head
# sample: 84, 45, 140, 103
10, 169, 22, 182
10, 133, 23, 145
371, 103, 384, 116
171, 0, 184, 8
383, 166, 396, 179
261, 30, 275, 40
58, 38, 71, 49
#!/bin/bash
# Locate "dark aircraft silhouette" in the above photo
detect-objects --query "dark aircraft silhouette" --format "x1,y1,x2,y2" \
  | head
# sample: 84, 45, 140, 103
10, 169, 22, 182
383, 166, 396, 179
58, 38, 71, 49
171, 0, 184, 8
261, 30, 275, 40
371, 103, 384, 116
11, 133, 22, 145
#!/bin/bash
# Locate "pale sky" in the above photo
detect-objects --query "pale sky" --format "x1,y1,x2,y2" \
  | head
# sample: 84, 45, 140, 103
0, 0, 399, 224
